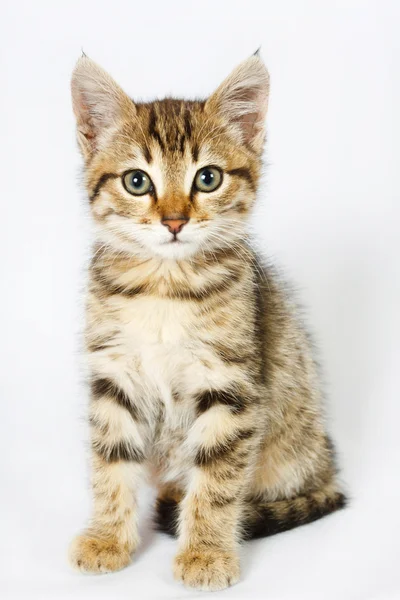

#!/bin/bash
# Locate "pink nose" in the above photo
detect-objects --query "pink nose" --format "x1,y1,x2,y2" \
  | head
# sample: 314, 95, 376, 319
162, 217, 189, 235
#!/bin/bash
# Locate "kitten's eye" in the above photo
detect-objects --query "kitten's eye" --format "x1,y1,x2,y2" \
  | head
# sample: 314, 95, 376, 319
194, 167, 222, 193
123, 170, 153, 196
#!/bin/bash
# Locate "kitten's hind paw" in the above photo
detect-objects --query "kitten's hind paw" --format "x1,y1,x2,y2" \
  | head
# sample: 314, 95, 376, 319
69, 533, 131, 574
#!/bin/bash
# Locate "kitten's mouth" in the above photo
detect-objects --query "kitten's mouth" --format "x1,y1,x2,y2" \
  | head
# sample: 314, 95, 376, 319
163, 236, 187, 244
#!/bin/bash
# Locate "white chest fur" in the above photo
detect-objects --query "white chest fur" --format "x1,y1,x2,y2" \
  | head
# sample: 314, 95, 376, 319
117, 295, 203, 393
89, 294, 225, 421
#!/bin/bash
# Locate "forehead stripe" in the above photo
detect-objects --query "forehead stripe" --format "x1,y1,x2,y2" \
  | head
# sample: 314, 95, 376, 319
179, 133, 186, 155
134, 102, 152, 162
184, 110, 192, 139
191, 143, 199, 162
148, 106, 165, 152
143, 144, 152, 164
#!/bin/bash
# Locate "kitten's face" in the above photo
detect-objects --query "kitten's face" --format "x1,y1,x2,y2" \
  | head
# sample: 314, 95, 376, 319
72, 56, 269, 260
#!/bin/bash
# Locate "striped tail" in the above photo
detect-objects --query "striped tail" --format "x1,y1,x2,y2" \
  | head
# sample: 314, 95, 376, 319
243, 484, 347, 540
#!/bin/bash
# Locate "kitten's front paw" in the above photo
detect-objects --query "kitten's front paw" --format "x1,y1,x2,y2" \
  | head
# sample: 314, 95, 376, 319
173, 548, 240, 591
69, 533, 131, 574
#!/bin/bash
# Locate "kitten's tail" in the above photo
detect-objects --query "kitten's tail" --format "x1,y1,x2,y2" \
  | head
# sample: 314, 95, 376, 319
155, 482, 347, 540
242, 483, 347, 539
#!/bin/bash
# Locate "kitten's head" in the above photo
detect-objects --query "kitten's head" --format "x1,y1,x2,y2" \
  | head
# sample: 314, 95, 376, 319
71, 54, 269, 260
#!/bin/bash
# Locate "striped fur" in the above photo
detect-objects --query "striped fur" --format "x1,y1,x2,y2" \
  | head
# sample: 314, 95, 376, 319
69, 54, 346, 591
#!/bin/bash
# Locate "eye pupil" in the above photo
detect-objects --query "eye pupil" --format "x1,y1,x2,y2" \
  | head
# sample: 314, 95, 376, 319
132, 172, 144, 187
201, 170, 214, 186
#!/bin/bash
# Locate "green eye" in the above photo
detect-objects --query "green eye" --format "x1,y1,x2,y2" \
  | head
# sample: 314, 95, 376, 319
194, 166, 222, 193
123, 170, 153, 196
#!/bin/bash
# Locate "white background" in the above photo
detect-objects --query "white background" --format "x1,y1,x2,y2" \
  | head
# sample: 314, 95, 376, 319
1, 1, 399, 598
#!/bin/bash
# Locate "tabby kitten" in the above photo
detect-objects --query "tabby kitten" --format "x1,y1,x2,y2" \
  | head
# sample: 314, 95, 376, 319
69, 53, 346, 591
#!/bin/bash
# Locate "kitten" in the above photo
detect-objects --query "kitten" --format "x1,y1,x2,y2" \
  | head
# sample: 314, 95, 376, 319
69, 53, 346, 591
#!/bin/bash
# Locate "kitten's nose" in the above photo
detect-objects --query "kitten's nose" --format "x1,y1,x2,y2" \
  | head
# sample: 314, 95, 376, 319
162, 216, 189, 235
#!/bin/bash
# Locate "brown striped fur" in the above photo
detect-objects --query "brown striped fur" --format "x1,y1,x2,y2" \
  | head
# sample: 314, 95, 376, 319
69, 54, 346, 591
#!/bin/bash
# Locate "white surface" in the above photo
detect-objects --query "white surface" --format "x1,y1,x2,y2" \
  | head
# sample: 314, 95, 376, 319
1, 1, 399, 598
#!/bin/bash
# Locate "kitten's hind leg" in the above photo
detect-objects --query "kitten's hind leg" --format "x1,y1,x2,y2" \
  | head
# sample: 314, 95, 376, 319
243, 430, 347, 539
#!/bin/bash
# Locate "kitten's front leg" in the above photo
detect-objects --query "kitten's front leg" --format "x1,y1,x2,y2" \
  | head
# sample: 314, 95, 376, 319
69, 377, 149, 573
174, 391, 259, 591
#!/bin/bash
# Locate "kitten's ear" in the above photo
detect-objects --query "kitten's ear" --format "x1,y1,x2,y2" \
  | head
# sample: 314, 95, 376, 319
71, 56, 135, 159
206, 54, 270, 154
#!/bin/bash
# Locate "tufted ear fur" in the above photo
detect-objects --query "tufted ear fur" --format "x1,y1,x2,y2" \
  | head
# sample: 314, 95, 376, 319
71, 56, 135, 160
206, 53, 270, 154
